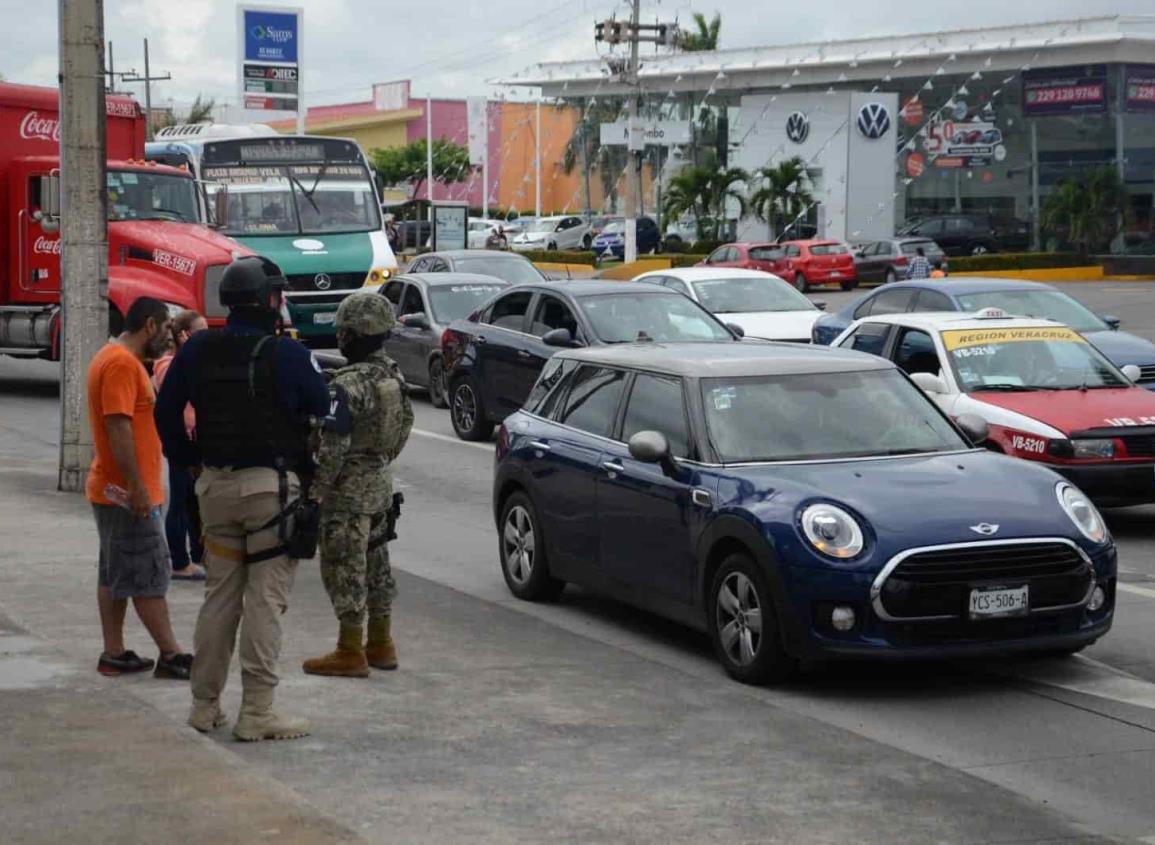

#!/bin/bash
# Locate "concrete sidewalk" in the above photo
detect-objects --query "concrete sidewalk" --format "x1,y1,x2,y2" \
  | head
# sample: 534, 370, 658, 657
0, 422, 1122, 843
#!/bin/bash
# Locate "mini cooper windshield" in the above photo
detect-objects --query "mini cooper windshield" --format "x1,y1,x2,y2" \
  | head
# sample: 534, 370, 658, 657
943, 326, 1129, 392
702, 370, 966, 463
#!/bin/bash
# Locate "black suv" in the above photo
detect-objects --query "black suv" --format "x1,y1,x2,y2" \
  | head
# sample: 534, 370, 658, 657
440, 281, 739, 440
898, 215, 1029, 256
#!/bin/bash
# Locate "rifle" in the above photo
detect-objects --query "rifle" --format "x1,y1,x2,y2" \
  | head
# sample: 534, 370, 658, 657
385, 491, 404, 541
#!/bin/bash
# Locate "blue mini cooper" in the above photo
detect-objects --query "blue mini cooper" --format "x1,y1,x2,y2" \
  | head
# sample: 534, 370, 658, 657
492, 342, 1116, 684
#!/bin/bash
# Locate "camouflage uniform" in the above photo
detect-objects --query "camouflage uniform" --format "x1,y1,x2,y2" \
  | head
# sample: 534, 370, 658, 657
313, 296, 414, 628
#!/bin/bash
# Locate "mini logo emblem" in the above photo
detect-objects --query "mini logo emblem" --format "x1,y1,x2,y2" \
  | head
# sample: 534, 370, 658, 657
785, 111, 810, 144
314, 273, 332, 290
969, 523, 1000, 536
857, 102, 891, 140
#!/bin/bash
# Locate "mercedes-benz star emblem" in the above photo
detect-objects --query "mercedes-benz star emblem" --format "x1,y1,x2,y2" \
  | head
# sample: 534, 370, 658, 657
857, 102, 891, 140
785, 111, 810, 144
969, 523, 1000, 536
314, 273, 332, 291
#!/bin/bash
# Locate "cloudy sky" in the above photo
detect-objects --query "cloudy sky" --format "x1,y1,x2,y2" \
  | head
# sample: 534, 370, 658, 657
3, 0, 1150, 110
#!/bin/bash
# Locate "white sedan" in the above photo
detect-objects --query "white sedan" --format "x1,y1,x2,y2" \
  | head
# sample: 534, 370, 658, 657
510, 215, 591, 252
633, 267, 823, 342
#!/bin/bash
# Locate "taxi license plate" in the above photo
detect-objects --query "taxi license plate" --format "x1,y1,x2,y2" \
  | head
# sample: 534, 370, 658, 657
313, 312, 336, 325
969, 585, 1029, 619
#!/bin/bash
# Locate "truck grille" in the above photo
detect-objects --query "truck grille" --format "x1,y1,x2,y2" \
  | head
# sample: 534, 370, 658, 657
1120, 434, 1155, 458
874, 541, 1091, 621
1137, 365, 1155, 385
203, 265, 228, 319
286, 272, 365, 292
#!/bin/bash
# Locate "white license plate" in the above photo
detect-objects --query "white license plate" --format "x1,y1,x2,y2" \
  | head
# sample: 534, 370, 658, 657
969, 585, 1029, 619
830, 271, 841, 278
313, 312, 336, 325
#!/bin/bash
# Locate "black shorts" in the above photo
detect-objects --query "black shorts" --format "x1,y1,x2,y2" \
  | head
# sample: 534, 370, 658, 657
93, 504, 171, 599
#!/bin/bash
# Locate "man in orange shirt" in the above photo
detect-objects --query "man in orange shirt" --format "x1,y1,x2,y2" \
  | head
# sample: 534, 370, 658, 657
87, 296, 193, 679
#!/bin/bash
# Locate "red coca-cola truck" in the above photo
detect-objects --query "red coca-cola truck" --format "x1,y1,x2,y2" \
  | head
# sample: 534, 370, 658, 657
0, 82, 248, 360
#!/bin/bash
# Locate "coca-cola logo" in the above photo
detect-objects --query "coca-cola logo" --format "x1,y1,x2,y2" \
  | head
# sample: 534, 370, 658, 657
33, 236, 61, 255
20, 111, 60, 142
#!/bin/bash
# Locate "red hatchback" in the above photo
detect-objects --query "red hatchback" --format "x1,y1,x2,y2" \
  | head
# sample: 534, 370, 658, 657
697, 243, 791, 276
779, 240, 858, 292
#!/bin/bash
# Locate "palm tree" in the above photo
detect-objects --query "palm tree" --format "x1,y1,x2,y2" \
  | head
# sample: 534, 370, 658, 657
1042, 165, 1129, 254
678, 12, 721, 52
560, 98, 628, 215
157, 94, 216, 128
749, 157, 816, 239
662, 155, 748, 241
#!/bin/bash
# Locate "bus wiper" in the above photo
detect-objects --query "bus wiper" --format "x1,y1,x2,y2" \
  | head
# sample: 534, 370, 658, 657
288, 168, 324, 215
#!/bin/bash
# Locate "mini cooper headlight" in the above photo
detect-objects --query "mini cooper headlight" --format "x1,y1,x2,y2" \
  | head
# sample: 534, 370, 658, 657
801, 504, 865, 560
1056, 483, 1107, 544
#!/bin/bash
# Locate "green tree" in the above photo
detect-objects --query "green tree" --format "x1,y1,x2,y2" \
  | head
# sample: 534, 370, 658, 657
1041, 165, 1129, 254
749, 157, 816, 239
662, 154, 747, 241
371, 138, 473, 201
678, 12, 722, 51
158, 94, 215, 128
560, 98, 629, 215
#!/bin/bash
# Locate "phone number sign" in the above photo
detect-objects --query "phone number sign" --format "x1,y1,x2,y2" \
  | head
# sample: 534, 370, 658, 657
1126, 65, 1155, 113
1022, 65, 1108, 116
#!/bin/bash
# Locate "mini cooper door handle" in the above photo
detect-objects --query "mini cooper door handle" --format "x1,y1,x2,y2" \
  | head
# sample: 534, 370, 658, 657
602, 460, 623, 474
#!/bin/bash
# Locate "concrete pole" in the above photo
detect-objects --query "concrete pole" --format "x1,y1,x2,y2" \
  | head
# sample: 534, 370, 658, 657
142, 38, 152, 140
534, 99, 542, 219
624, 0, 641, 264
1030, 121, 1041, 252
57, 0, 109, 493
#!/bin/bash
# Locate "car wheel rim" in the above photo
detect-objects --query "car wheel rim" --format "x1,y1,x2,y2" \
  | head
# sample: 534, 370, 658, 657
453, 383, 477, 432
503, 506, 535, 585
973, 245, 988, 255
717, 572, 762, 667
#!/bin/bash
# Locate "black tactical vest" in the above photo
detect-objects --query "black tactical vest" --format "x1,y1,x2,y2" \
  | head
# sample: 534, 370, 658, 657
193, 332, 308, 471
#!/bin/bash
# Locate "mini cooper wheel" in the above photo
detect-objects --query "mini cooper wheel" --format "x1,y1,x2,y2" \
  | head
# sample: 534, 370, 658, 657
450, 376, 494, 441
427, 357, 448, 408
708, 553, 793, 685
499, 492, 564, 601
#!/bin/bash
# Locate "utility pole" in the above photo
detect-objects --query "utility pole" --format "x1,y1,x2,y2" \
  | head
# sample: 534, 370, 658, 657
534, 99, 542, 219
122, 39, 170, 140
57, 0, 109, 493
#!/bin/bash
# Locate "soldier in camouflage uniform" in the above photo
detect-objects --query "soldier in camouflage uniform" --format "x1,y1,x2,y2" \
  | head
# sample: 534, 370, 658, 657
303, 293, 414, 678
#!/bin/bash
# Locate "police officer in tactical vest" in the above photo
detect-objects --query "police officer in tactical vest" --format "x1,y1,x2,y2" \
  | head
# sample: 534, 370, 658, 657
155, 255, 329, 741
303, 293, 413, 678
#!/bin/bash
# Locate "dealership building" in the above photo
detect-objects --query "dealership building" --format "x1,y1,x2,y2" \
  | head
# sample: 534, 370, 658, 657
507, 15, 1155, 248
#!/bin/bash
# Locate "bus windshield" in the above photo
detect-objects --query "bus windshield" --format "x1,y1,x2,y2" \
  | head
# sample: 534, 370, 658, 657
107, 170, 200, 224
207, 163, 380, 236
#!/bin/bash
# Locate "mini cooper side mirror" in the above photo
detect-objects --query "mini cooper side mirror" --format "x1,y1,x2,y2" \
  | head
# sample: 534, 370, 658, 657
910, 372, 949, 395
542, 327, 579, 347
1121, 364, 1142, 383
955, 413, 990, 446
628, 430, 678, 476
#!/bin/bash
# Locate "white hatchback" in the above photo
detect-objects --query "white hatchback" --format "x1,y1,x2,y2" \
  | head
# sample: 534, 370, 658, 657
511, 215, 591, 252
633, 267, 823, 343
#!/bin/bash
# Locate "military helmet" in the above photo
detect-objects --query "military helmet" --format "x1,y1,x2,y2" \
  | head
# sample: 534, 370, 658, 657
335, 292, 396, 336
219, 255, 289, 309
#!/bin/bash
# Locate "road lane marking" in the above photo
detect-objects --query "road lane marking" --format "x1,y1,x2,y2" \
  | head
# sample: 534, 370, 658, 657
410, 428, 494, 452
1119, 583, 1155, 601
1001, 655, 1155, 714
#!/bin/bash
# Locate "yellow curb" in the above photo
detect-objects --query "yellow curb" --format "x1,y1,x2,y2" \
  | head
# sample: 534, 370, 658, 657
531, 262, 596, 274
963, 267, 1103, 282
1102, 274, 1155, 282
595, 258, 674, 281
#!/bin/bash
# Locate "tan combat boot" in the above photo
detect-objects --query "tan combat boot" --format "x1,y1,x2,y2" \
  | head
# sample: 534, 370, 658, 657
188, 698, 228, 732
302, 624, 370, 678
233, 688, 311, 742
365, 615, 398, 671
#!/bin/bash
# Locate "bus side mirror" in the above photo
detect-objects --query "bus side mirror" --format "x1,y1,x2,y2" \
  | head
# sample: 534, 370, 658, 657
34, 173, 61, 232
211, 186, 229, 229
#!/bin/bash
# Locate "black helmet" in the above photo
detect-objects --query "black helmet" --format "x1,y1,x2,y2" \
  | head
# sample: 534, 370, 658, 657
219, 255, 289, 309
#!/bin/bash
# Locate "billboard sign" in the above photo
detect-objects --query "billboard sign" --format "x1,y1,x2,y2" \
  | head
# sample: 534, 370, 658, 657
924, 118, 1006, 168
598, 120, 691, 146
239, 6, 302, 113
1022, 65, 1108, 116
1125, 65, 1155, 114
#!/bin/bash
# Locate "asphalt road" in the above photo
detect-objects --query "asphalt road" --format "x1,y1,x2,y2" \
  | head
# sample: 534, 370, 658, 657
2, 280, 1155, 842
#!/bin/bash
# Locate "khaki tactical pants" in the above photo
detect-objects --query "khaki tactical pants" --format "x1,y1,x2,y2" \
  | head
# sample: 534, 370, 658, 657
191, 467, 299, 700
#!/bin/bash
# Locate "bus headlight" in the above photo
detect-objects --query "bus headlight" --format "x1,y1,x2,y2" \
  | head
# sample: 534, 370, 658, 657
364, 267, 392, 287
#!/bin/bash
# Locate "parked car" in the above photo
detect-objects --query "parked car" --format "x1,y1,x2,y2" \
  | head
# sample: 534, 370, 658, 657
833, 309, 1154, 507
511, 215, 592, 252
394, 219, 431, 251
633, 268, 822, 343
697, 243, 791, 276
591, 217, 662, 259
898, 214, 1030, 256
380, 273, 511, 406
854, 238, 947, 284
810, 278, 1155, 388
587, 215, 620, 238
440, 281, 739, 440
778, 240, 858, 292
493, 341, 1115, 684
405, 250, 548, 285
467, 218, 505, 249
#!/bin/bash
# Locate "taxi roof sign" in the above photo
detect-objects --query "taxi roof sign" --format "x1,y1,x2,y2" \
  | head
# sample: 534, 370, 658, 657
975, 307, 1012, 319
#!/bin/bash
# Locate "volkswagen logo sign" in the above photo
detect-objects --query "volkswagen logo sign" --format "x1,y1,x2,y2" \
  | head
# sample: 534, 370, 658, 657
857, 102, 891, 140
314, 272, 333, 291
785, 111, 810, 144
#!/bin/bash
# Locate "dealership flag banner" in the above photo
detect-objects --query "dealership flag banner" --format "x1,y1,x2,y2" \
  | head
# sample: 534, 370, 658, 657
1022, 65, 1108, 117
466, 97, 488, 167
238, 6, 302, 112
1126, 65, 1155, 114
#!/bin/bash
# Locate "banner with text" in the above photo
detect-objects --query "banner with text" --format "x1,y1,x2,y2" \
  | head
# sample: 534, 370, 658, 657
238, 6, 302, 113
466, 97, 488, 167
1126, 65, 1155, 114
1022, 65, 1108, 117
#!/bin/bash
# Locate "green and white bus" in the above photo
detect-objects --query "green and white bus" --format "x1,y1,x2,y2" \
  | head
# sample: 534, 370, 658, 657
148, 125, 396, 344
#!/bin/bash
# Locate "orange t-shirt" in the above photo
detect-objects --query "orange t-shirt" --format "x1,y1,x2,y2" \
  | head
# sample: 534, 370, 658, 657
85, 342, 164, 506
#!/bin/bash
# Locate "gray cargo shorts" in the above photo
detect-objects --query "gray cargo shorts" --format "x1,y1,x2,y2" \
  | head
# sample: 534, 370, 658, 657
93, 504, 171, 599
